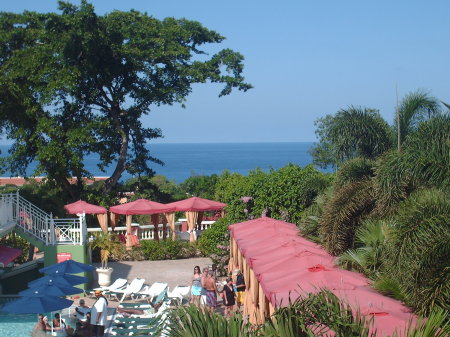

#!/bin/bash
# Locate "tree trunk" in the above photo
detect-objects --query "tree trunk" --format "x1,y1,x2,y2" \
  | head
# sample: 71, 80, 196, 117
103, 124, 129, 193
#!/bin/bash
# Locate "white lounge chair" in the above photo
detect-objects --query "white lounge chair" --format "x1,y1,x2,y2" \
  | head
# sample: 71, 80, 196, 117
136, 282, 168, 305
108, 278, 145, 302
167, 285, 191, 305
85, 278, 128, 297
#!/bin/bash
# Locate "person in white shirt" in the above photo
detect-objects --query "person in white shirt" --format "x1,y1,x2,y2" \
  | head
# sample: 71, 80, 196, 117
90, 290, 108, 337
74, 299, 90, 323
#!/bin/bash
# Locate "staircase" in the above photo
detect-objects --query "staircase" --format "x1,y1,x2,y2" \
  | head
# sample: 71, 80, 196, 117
0, 191, 87, 247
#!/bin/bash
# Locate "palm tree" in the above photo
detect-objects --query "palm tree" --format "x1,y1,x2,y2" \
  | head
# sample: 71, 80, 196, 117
90, 231, 123, 269
338, 219, 389, 278
385, 188, 450, 315
395, 90, 440, 149
311, 106, 394, 168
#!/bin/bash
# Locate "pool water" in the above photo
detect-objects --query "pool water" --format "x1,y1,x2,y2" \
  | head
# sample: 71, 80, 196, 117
0, 312, 36, 337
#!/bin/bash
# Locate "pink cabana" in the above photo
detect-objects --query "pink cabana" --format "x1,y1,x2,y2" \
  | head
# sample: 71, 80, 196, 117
229, 216, 416, 335
161, 197, 226, 242
64, 200, 108, 233
110, 199, 171, 249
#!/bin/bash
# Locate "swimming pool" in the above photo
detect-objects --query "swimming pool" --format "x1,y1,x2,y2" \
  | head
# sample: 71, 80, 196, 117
0, 311, 36, 337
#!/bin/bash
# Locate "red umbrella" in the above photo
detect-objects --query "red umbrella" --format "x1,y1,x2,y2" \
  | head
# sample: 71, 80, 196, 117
64, 200, 108, 233
161, 197, 226, 242
110, 199, 170, 248
162, 196, 226, 212
64, 200, 107, 214
109, 199, 168, 215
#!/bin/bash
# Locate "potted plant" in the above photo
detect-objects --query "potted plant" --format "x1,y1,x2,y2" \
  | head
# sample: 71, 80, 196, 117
90, 232, 122, 287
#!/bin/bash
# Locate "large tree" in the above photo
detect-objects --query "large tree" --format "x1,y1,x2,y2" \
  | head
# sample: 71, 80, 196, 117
0, 1, 251, 198
310, 106, 393, 169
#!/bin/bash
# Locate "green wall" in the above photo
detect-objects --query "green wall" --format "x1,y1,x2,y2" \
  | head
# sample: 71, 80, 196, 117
43, 244, 93, 290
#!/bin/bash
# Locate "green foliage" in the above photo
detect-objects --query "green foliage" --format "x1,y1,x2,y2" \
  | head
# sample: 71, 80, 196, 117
372, 274, 407, 302
214, 166, 330, 225
395, 90, 441, 146
0, 233, 31, 264
179, 174, 219, 200
139, 240, 198, 260
253, 165, 331, 224
214, 170, 266, 222
90, 232, 123, 268
335, 158, 375, 189
0, 1, 251, 198
163, 290, 377, 337
319, 179, 376, 255
164, 304, 253, 337
123, 176, 178, 203
338, 219, 389, 278
298, 187, 334, 242
374, 115, 450, 215
385, 188, 450, 315
310, 106, 394, 168
395, 308, 450, 337
197, 217, 230, 256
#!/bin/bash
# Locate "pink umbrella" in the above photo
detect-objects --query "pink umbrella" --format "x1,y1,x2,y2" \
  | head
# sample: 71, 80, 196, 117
64, 200, 107, 214
163, 196, 226, 212
109, 199, 168, 215
64, 200, 108, 232
161, 197, 227, 242
110, 199, 169, 247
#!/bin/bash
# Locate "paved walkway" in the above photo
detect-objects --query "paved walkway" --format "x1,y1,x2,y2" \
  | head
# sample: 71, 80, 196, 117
92, 257, 213, 292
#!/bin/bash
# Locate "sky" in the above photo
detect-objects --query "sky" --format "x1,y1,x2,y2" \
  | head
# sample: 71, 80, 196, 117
2, 1, 450, 143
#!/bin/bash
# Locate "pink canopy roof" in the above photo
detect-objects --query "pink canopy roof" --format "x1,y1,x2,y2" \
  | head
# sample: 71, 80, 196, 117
64, 200, 107, 214
161, 196, 226, 212
231, 216, 415, 336
0, 246, 22, 267
109, 198, 169, 215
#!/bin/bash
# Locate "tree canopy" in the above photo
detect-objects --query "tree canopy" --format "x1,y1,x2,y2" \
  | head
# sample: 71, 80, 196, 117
0, 1, 252, 198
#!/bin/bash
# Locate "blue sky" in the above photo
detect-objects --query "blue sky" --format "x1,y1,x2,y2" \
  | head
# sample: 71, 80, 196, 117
2, 1, 450, 143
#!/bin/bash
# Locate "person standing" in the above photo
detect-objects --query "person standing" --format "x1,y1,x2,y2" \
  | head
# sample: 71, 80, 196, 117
222, 277, 236, 317
90, 290, 108, 337
234, 269, 246, 310
203, 271, 219, 313
190, 266, 202, 307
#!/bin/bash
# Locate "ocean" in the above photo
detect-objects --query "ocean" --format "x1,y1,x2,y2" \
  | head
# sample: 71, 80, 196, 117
0, 142, 318, 183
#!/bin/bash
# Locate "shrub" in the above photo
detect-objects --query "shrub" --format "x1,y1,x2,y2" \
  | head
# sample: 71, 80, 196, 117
385, 188, 450, 315
140, 240, 200, 260
197, 217, 230, 256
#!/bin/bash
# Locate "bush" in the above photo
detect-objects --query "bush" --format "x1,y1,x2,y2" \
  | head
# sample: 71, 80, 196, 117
140, 240, 200, 260
197, 217, 230, 256
385, 188, 450, 315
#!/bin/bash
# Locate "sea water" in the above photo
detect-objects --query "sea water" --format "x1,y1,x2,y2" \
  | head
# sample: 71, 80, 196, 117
0, 142, 319, 183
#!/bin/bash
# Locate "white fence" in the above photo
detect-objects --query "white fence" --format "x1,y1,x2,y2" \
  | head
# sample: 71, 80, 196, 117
86, 220, 216, 241
0, 192, 86, 245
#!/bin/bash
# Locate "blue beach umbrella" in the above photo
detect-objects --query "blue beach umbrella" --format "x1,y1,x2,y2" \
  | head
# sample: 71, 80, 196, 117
0, 296, 73, 314
28, 273, 88, 288
19, 283, 82, 297
39, 259, 95, 275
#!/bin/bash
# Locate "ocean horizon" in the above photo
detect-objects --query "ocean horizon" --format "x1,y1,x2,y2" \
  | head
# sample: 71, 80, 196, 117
1, 142, 321, 183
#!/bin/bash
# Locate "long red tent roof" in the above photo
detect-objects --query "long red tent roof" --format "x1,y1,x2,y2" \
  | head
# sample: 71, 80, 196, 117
230, 217, 415, 336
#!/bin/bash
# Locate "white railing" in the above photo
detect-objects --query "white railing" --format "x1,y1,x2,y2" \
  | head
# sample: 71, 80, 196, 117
87, 222, 182, 240
178, 219, 215, 231
86, 220, 215, 241
0, 191, 86, 245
